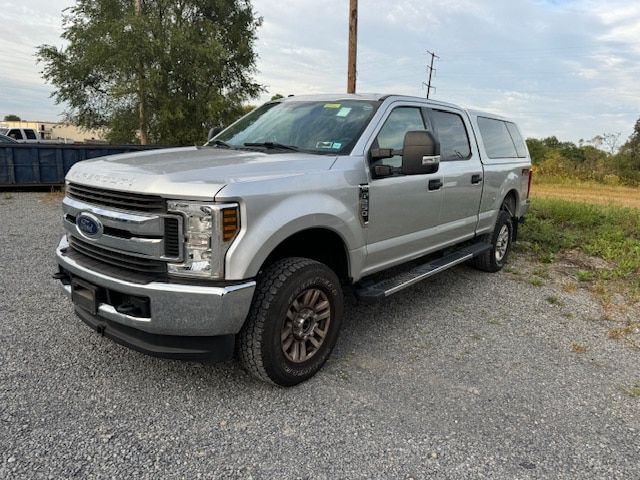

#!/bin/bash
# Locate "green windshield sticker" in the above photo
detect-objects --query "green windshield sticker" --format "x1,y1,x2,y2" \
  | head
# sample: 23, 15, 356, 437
331, 142, 342, 149
336, 107, 351, 117
323, 103, 341, 109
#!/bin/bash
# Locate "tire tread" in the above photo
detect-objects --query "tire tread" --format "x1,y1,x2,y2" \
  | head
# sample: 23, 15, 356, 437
237, 257, 320, 385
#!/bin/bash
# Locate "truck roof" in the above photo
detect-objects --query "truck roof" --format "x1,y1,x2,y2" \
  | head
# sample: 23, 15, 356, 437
280, 93, 461, 110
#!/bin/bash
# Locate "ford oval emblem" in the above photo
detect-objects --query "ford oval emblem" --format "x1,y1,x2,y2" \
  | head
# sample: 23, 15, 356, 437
76, 212, 103, 239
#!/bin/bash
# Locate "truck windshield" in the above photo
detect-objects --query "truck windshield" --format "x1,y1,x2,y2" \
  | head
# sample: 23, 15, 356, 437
212, 100, 380, 155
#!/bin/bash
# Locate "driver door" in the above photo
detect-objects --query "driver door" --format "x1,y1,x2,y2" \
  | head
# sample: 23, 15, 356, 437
362, 104, 444, 275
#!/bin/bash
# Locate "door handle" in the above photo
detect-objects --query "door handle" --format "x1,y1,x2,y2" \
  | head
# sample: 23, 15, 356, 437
428, 179, 443, 191
471, 174, 483, 184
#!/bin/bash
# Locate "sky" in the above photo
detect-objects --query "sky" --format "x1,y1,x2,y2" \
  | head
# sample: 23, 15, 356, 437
0, 0, 639, 143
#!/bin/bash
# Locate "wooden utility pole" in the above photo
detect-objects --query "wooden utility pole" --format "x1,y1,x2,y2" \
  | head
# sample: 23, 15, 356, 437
134, 0, 148, 144
347, 0, 358, 93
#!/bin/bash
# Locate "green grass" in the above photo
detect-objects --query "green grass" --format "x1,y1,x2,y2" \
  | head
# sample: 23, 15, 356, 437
545, 295, 563, 306
529, 277, 545, 287
621, 384, 640, 398
520, 198, 640, 297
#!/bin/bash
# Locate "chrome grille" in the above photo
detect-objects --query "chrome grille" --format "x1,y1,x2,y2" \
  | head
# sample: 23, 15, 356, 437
67, 183, 166, 213
69, 236, 167, 274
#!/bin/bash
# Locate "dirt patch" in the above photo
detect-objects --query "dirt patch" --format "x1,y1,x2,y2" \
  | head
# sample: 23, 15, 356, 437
554, 249, 613, 273
41, 189, 65, 204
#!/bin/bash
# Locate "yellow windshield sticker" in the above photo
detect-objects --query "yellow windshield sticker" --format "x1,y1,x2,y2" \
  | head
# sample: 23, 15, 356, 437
323, 103, 341, 109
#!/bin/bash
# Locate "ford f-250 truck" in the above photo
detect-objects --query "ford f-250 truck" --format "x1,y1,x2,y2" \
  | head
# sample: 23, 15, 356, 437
54, 94, 532, 386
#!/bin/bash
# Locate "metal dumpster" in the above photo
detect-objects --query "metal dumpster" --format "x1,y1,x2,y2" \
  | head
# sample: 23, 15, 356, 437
0, 144, 163, 187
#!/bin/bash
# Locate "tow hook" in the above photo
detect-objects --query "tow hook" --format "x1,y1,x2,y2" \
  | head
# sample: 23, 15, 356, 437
52, 271, 71, 285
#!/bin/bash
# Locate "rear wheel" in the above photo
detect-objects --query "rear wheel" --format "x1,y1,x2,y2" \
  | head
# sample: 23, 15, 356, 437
471, 209, 513, 273
237, 257, 344, 386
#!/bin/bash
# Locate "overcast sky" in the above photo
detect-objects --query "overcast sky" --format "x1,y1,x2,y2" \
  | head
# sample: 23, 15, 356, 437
1, 0, 639, 143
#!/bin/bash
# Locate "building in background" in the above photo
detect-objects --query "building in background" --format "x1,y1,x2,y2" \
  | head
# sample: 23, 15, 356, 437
0, 120, 106, 143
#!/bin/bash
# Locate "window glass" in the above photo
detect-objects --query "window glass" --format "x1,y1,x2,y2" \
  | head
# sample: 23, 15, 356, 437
217, 100, 379, 155
374, 107, 425, 168
8, 129, 23, 140
25, 129, 37, 140
477, 117, 518, 158
505, 122, 527, 158
430, 110, 471, 160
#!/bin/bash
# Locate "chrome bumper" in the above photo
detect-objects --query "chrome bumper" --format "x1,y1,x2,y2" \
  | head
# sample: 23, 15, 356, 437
55, 236, 255, 336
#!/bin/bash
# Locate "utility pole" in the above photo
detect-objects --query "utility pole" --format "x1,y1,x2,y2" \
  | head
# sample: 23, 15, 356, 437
134, 0, 148, 144
423, 50, 439, 99
347, 0, 358, 93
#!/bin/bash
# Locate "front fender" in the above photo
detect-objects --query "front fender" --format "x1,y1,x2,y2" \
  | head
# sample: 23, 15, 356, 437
223, 191, 364, 280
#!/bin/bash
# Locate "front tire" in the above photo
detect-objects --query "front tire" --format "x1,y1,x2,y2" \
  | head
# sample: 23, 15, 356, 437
471, 210, 513, 273
237, 257, 344, 386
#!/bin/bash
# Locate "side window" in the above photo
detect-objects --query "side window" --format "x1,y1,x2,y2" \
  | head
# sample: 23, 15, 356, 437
25, 129, 37, 140
477, 117, 518, 158
429, 110, 471, 161
505, 122, 527, 158
8, 129, 23, 140
373, 107, 425, 169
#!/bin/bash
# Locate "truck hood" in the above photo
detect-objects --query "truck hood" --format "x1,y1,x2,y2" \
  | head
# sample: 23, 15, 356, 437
65, 146, 337, 199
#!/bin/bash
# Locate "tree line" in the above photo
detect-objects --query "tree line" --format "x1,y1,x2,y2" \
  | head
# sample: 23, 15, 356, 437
37, 0, 261, 146
526, 119, 640, 186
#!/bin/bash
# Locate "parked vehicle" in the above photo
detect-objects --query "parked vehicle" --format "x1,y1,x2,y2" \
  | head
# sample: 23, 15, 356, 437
0, 133, 18, 143
0, 127, 40, 142
54, 94, 532, 386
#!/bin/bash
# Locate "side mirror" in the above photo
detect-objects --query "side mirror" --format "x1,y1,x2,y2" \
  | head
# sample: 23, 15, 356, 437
207, 126, 223, 141
401, 130, 440, 175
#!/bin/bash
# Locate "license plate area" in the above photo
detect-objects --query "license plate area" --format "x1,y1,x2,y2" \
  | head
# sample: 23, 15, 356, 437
71, 278, 99, 315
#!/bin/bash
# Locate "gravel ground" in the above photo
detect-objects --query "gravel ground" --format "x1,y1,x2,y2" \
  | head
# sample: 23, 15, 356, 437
1, 192, 638, 479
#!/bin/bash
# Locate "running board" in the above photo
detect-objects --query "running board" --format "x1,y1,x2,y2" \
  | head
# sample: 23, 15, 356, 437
355, 242, 492, 301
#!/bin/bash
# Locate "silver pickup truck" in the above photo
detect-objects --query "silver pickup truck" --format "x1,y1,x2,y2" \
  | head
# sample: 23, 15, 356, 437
54, 94, 532, 386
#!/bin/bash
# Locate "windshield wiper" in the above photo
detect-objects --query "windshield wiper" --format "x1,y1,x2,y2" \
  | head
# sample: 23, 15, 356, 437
243, 142, 300, 152
207, 139, 234, 149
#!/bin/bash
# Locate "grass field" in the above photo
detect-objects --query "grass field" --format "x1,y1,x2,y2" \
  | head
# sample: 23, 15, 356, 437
520, 197, 640, 302
531, 178, 640, 209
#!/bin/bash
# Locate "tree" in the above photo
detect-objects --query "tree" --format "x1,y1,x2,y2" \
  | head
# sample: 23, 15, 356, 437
601, 132, 622, 154
619, 118, 640, 172
3, 114, 21, 121
270, 93, 284, 101
37, 0, 262, 145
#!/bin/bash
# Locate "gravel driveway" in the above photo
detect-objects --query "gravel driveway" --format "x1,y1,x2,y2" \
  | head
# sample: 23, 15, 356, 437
1, 192, 638, 479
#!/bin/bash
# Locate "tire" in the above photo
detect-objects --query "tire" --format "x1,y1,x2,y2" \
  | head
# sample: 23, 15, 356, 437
237, 257, 344, 386
471, 209, 513, 273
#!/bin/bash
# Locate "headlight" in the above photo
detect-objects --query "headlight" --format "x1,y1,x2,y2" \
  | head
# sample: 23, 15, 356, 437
167, 200, 240, 279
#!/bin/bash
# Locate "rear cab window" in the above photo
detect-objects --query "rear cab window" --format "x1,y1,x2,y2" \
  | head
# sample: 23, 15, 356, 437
25, 129, 37, 140
477, 116, 527, 159
505, 123, 527, 157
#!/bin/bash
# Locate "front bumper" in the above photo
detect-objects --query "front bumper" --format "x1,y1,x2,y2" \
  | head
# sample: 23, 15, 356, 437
55, 236, 256, 338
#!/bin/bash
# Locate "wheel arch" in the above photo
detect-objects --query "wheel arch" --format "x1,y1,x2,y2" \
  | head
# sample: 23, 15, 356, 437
502, 189, 519, 216
259, 227, 351, 282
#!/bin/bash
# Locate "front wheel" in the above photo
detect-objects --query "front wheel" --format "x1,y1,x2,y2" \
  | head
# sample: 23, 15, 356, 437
237, 257, 344, 386
471, 209, 513, 273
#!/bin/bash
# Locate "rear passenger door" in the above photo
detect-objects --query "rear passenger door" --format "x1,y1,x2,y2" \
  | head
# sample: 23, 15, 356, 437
426, 107, 483, 244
